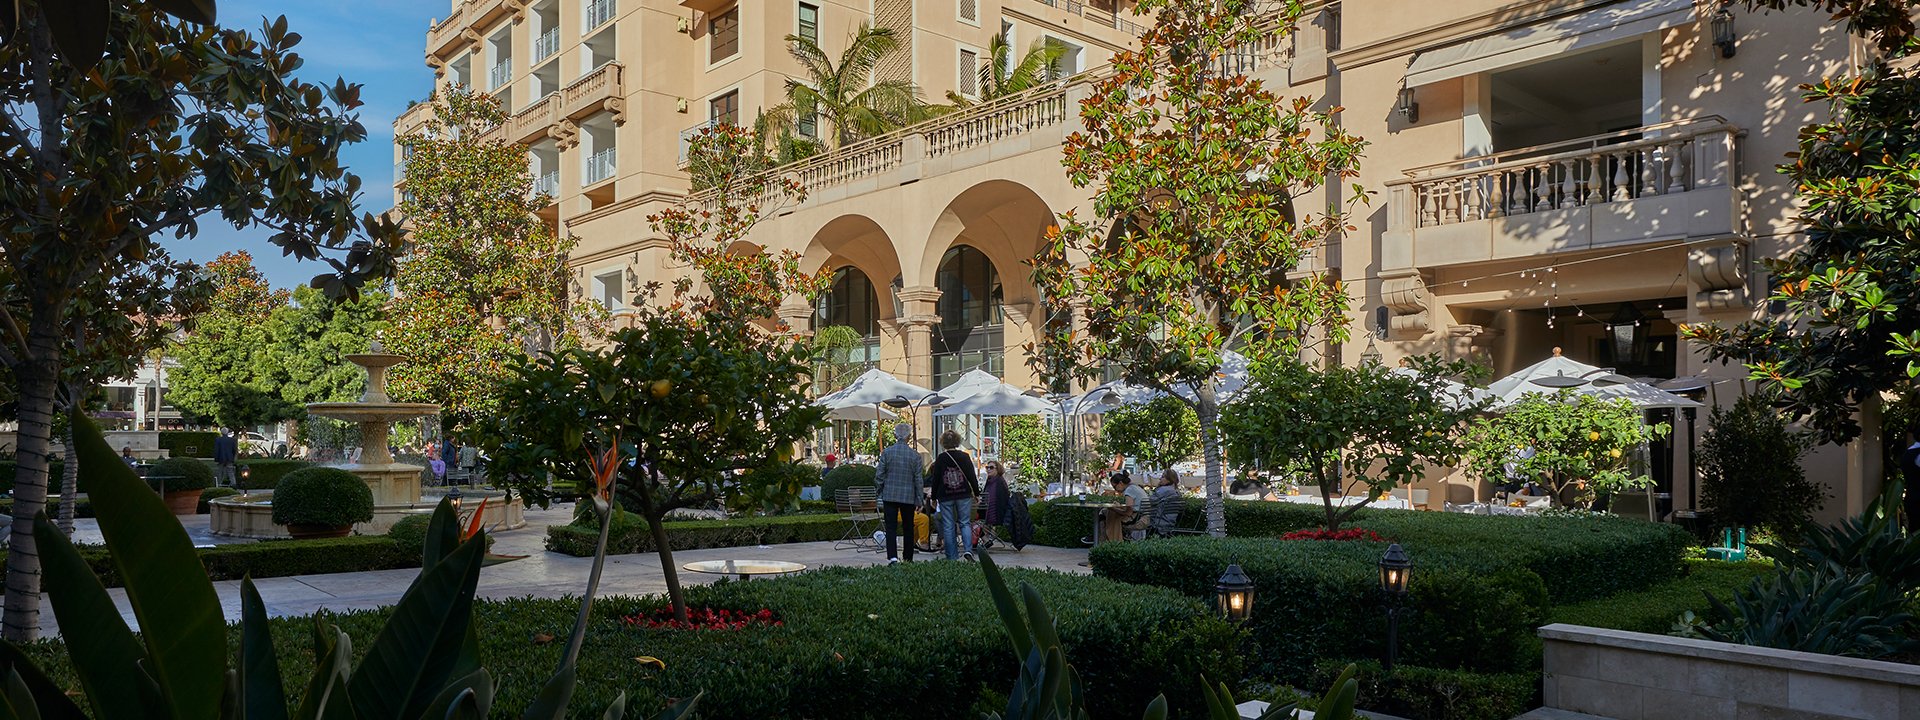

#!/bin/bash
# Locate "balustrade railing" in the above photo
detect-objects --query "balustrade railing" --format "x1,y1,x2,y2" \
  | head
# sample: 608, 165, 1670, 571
584, 148, 616, 186
1397, 119, 1739, 229
533, 28, 558, 64
561, 62, 621, 116
793, 136, 905, 189
585, 0, 615, 32
925, 84, 1071, 156
1025, 0, 1148, 35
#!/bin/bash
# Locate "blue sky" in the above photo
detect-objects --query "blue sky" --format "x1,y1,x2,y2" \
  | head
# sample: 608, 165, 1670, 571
157, 0, 443, 289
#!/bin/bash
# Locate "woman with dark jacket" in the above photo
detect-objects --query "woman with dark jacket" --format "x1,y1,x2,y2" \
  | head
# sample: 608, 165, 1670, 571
982, 459, 1011, 526
927, 430, 981, 561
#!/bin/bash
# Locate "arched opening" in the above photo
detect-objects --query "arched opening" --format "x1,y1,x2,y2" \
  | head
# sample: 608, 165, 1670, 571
814, 266, 882, 368
934, 245, 1004, 454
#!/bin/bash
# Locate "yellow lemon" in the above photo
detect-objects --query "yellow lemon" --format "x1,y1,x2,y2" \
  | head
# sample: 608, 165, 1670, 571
1588, 431, 1601, 441
1609, 448, 1623, 458
650, 379, 673, 398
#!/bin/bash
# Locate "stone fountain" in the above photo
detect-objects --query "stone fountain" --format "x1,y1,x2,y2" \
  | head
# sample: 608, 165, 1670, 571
211, 344, 525, 538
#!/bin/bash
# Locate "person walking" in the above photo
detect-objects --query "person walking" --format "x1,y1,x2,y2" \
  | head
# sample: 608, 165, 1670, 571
212, 429, 239, 487
928, 430, 981, 561
874, 425, 925, 565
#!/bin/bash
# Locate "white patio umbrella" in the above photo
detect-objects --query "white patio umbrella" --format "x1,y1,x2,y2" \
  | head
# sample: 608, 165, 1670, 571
1388, 366, 1497, 411
934, 368, 1004, 405
934, 385, 1056, 417
815, 368, 935, 409
1488, 349, 1702, 410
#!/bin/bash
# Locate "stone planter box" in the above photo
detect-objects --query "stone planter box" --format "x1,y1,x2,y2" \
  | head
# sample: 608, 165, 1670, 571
1539, 623, 1920, 720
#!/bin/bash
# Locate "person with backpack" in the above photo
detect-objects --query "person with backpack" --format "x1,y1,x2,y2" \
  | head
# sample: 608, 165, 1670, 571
927, 429, 981, 561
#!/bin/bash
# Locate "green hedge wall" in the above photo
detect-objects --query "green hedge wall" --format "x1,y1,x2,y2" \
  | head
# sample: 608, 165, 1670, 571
0, 461, 80, 494
159, 431, 219, 458
1308, 660, 1538, 720
1036, 497, 1691, 602
818, 463, 876, 501
0, 497, 93, 519
1549, 558, 1773, 634
235, 459, 314, 490
6, 536, 416, 588
546, 512, 856, 556
21, 563, 1243, 719
1092, 537, 1548, 682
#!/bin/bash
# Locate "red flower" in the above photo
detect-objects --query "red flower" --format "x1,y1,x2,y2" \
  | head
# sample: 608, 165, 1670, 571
619, 606, 783, 631
1281, 528, 1387, 543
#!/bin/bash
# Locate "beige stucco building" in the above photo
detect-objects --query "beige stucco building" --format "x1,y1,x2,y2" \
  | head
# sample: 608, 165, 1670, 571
398, 0, 1880, 521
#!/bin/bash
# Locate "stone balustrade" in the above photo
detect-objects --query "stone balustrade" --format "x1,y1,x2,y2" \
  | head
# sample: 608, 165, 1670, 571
925, 85, 1072, 157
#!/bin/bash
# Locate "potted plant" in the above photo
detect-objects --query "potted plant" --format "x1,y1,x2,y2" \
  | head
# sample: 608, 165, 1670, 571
271, 466, 374, 538
151, 457, 214, 515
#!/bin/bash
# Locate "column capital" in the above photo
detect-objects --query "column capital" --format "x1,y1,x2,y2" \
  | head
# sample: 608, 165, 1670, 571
895, 285, 942, 304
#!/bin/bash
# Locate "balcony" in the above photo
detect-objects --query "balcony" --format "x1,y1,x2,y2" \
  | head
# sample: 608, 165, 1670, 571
679, 119, 720, 166
533, 28, 559, 65
585, 0, 615, 33
1382, 118, 1743, 270
427, 0, 515, 60
584, 148, 616, 186
489, 62, 511, 90
533, 170, 558, 199
1023, 0, 1148, 35
560, 62, 623, 121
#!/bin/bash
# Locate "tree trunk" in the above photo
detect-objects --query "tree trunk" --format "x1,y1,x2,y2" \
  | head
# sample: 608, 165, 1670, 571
57, 419, 77, 535
647, 515, 689, 623
1318, 463, 1341, 532
5, 324, 63, 642
1196, 383, 1226, 538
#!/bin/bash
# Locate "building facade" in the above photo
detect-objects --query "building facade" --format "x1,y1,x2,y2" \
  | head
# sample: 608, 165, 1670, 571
401, 0, 1876, 520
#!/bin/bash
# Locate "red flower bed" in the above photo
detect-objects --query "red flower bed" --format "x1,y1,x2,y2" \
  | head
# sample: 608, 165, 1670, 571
620, 607, 783, 631
1281, 528, 1387, 543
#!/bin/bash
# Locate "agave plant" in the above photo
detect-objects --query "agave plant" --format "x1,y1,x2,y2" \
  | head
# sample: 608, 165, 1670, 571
1701, 565, 1918, 659
0, 412, 696, 719
976, 553, 1356, 720
1757, 508, 1920, 595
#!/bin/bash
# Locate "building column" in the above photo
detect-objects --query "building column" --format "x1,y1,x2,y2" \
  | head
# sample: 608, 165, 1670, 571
896, 285, 942, 453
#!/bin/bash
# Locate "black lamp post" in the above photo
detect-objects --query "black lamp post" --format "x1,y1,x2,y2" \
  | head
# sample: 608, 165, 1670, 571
239, 465, 251, 488
1216, 562, 1255, 624
1378, 543, 1413, 672
446, 485, 464, 516
1657, 376, 1712, 513
1607, 303, 1648, 369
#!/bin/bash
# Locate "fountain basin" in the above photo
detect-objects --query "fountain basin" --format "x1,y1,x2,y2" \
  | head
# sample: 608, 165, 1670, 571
210, 488, 527, 539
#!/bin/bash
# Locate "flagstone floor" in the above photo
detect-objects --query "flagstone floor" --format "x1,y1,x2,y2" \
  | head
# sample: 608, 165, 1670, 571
39, 504, 1089, 635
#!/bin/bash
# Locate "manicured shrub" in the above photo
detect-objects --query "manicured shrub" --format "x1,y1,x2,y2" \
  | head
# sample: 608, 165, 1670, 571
198, 487, 241, 514
0, 497, 92, 519
158, 430, 219, 458
1309, 660, 1538, 720
150, 456, 214, 492
818, 463, 876, 501
270, 466, 374, 528
726, 461, 820, 514
1091, 536, 1549, 681
4, 536, 416, 588
1550, 559, 1773, 634
387, 514, 432, 558
0, 460, 75, 494
234, 458, 315, 490
546, 513, 856, 556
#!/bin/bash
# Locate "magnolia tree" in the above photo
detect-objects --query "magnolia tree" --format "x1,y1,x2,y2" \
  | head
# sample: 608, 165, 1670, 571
390, 89, 605, 427
1220, 359, 1485, 531
1031, 0, 1366, 535
0, 6, 396, 640
1461, 393, 1670, 508
1096, 396, 1200, 472
479, 307, 824, 622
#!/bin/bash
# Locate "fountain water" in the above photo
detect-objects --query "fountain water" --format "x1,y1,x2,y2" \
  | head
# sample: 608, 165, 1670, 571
210, 344, 525, 537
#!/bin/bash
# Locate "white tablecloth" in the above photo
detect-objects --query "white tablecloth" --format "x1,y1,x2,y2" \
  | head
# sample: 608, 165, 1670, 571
1271, 495, 1410, 511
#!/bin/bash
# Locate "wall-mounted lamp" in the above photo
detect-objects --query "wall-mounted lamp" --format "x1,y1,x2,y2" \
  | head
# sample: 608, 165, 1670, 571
677, 16, 691, 34
1710, 7, 1737, 59
1396, 87, 1419, 124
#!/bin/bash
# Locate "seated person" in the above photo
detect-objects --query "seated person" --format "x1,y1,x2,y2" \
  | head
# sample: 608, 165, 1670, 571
1149, 470, 1183, 536
1095, 472, 1148, 541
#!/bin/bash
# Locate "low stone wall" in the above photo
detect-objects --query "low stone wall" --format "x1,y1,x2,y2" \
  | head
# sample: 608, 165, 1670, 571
1539, 623, 1920, 720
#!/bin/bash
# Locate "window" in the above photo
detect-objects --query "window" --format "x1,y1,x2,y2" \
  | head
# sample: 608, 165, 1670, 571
798, 111, 818, 138
958, 0, 977, 23
593, 270, 626, 310
1045, 37, 1082, 81
797, 2, 819, 46
957, 49, 979, 97
710, 7, 740, 63
709, 90, 739, 127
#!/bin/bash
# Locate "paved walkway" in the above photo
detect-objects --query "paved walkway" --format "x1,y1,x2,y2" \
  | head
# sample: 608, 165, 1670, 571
40, 503, 1089, 635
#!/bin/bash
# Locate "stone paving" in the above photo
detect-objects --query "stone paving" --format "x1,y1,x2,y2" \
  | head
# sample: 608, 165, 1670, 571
42, 503, 1089, 635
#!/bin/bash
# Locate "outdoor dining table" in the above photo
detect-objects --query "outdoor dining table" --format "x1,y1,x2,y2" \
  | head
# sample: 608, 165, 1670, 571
682, 559, 807, 582
1054, 498, 1129, 547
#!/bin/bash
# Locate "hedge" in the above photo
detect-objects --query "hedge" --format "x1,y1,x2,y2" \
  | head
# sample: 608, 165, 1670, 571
1092, 537, 1547, 682
546, 512, 856, 556
271, 466, 374, 527
1549, 558, 1774, 634
151, 456, 214, 492
235, 459, 314, 489
818, 463, 876, 501
1307, 660, 1538, 720
0, 497, 93, 519
6, 536, 416, 588
0, 460, 82, 494
198, 487, 241, 514
19, 563, 1242, 719
159, 430, 219, 458
1037, 497, 1692, 601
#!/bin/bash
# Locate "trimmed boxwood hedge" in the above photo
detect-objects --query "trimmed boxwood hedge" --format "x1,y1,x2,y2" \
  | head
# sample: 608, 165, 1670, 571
1306, 660, 1538, 720
1549, 558, 1773, 634
235, 459, 315, 490
0, 460, 80, 494
1092, 537, 1548, 682
818, 463, 876, 501
198, 487, 241, 513
271, 466, 374, 527
5, 536, 416, 588
151, 456, 214, 492
546, 512, 857, 556
1038, 496, 1691, 601
0, 497, 93, 519
159, 430, 219, 458
21, 563, 1244, 718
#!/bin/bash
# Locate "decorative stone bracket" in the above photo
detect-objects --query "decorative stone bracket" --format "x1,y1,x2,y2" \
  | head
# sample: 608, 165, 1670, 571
549, 119, 580, 149
1690, 242, 1749, 312
1447, 324, 1502, 364
1380, 271, 1433, 338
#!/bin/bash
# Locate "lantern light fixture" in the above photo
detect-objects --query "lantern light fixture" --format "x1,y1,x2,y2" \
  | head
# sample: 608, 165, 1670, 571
1215, 562, 1255, 623
1396, 87, 1419, 124
1710, 7, 1737, 59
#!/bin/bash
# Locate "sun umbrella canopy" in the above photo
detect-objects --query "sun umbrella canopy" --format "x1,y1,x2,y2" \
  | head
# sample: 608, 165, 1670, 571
934, 385, 1056, 416
826, 405, 898, 421
1388, 367, 1497, 411
1488, 349, 1702, 410
815, 368, 936, 409
935, 369, 1004, 405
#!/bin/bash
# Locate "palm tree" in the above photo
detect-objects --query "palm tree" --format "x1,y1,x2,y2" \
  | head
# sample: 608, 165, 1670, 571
771, 23, 930, 149
948, 31, 1066, 107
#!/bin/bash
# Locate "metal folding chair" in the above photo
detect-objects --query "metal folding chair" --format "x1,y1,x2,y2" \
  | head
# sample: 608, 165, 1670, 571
834, 487, 882, 552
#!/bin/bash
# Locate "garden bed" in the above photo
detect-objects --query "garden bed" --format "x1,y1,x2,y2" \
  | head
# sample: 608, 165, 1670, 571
1548, 558, 1774, 634
544, 511, 857, 556
3, 536, 418, 588
19, 563, 1241, 719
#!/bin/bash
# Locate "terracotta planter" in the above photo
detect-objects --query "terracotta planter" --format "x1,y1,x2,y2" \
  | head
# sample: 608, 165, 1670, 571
285, 523, 352, 540
163, 490, 201, 515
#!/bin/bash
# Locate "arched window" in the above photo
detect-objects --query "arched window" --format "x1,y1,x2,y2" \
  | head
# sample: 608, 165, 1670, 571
816, 267, 879, 337
933, 245, 1003, 389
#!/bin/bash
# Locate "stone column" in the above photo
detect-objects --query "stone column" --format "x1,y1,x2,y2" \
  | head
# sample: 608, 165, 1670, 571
895, 285, 942, 453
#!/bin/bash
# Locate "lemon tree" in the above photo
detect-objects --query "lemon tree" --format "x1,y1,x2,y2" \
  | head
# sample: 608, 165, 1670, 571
1461, 393, 1669, 508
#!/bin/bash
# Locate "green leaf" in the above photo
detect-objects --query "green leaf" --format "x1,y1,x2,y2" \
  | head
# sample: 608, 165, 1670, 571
37, 0, 107, 68
517, 664, 575, 720
642, 692, 699, 720
147, 0, 217, 24
0, 643, 80, 720
978, 553, 1034, 659
239, 578, 290, 720
346, 535, 485, 720
421, 497, 460, 575
422, 668, 492, 720
295, 618, 353, 720
71, 413, 227, 720
33, 513, 146, 720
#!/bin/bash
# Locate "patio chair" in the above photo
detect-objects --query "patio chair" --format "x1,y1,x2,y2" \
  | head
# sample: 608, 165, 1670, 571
833, 487, 883, 552
1390, 488, 1431, 510
1705, 527, 1748, 562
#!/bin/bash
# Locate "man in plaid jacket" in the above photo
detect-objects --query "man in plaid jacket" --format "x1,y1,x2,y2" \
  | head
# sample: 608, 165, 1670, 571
874, 425, 927, 564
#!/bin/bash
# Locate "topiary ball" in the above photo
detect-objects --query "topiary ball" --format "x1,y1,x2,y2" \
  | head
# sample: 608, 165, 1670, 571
387, 513, 432, 556
271, 467, 375, 528
197, 487, 241, 514
820, 463, 877, 500
152, 457, 214, 493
